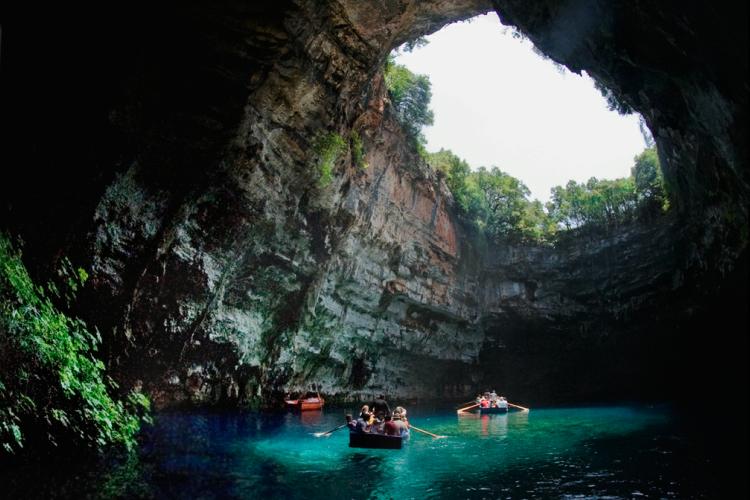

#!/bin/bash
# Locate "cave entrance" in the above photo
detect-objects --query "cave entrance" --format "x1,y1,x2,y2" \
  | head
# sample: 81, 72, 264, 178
388, 13, 665, 239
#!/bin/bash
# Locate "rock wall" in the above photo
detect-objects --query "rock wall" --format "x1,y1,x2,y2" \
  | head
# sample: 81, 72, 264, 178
1, 0, 746, 408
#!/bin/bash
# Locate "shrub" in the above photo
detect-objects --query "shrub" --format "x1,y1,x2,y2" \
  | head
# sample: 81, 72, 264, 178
313, 132, 346, 187
384, 57, 434, 146
0, 234, 150, 455
350, 131, 368, 170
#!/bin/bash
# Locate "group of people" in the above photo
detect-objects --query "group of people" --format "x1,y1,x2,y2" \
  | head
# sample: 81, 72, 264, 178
345, 394, 410, 437
477, 390, 508, 408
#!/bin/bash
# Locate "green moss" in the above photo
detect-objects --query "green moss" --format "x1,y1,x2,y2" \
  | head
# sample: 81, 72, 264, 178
313, 132, 346, 187
0, 233, 150, 454
350, 131, 368, 169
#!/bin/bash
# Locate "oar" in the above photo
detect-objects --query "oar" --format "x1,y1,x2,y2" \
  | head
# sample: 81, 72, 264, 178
508, 402, 530, 412
410, 425, 447, 439
457, 403, 479, 414
455, 399, 477, 409
314, 423, 347, 437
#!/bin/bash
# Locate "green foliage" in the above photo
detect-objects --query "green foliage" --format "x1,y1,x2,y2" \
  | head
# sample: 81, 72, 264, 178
313, 132, 346, 187
546, 177, 638, 230
545, 148, 668, 231
0, 234, 150, 455
427, 149, 474, 211
429, 147, 668, 243
632, 146, 669, 215
473, 167, 556, 243
384, 57, 434, 146
427, 150, 556, 244
350, 131, 368, 170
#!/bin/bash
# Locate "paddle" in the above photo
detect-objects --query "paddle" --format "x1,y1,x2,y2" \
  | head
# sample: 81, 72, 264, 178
508, 402, 530, 411
313, 423, 347, 437
456, 403, 479, 414
455, 399, 477, 409
409, 425, 446, 439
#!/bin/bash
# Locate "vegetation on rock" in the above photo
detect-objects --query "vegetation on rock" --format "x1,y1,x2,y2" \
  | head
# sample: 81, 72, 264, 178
350, 131, 368, 170
383, 53, 668, 244
384, 56, 434, 150
427, 149, 557, 243
427, 147, 669, 244
313, 132, 346, 187
0, 234, 150, 455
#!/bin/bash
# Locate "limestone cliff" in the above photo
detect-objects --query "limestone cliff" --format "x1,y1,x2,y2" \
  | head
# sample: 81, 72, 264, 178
1, 0, 746, 408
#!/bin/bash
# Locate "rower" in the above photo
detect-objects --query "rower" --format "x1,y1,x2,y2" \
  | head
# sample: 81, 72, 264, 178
371, 394, 391, 419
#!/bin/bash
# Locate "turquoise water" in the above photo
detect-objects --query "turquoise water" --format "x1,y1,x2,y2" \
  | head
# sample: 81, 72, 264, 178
4, 404, 734, 498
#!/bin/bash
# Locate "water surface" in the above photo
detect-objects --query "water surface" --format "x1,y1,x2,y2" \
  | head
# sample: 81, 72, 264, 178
5, 404, 735, 498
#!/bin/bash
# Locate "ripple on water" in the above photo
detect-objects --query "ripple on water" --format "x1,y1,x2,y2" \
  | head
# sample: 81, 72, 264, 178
1, 404, 729, 499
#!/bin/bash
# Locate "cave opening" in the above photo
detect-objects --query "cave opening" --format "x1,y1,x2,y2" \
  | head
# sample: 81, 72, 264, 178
0, 1, 747, 494
370, 13, 694, 409
393, 13, 653, 202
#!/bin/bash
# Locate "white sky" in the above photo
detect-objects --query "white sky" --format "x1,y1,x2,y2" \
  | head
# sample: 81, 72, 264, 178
393, 13, 647, 203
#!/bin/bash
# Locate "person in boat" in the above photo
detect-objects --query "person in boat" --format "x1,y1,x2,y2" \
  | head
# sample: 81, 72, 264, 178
390, 411, 410, 437
386, 413, 409, 436
360, 405, 374, 424
370, 394, 391, 419
490, 389, 497, 402
346, 414, 357, 431
354, 413, 370, 433
383, 414, 399, 436
480, 397, 490, 408
370, 414, 385, 434
393, 406, 409, 428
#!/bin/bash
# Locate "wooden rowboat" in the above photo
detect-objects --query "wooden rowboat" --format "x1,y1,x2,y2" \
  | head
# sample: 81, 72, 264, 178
284, 396, 325, 411
349, 431, 403, 449
479, 406, 508, 414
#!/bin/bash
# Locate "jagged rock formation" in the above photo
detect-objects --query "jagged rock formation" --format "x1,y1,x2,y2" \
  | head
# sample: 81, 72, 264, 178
1, 1, 746, 409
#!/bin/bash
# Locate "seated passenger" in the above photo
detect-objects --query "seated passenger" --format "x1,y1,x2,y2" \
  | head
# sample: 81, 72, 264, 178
391, 413, 409, 436
345, 414, 357, 431
360, 405, 373, 424
398, 407, 409, 428
383, 415, 400, 436
356, 418, 369, 433
480, 397, 490, 408
370, 415, 385, 434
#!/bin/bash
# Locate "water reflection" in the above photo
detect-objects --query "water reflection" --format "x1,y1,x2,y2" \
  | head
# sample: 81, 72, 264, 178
299, 410, 323, 426
2, 404, 724, 499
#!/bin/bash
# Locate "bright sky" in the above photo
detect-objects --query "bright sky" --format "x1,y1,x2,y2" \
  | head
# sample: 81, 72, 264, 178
394, 13, 647, 203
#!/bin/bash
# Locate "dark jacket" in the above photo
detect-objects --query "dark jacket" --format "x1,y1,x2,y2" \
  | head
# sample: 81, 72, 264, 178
371, 397, 390, 416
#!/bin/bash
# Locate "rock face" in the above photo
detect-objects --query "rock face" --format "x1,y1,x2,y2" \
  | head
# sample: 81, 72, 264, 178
1, 1, 746, 408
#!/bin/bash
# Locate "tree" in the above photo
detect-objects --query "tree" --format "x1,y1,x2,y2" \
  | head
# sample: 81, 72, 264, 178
632, 147, 667, 215
384, 58, 434, 144
546, 175, 639, 231
427, 149, 473, 211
